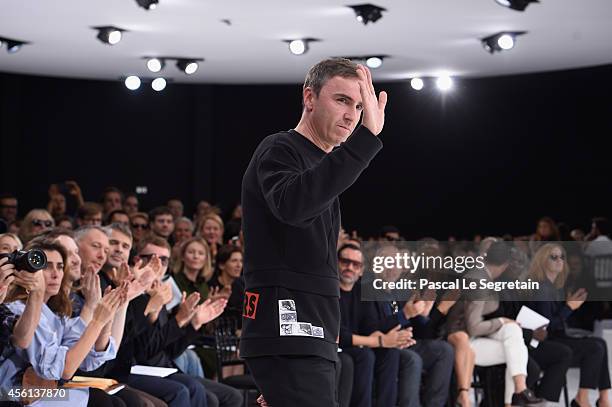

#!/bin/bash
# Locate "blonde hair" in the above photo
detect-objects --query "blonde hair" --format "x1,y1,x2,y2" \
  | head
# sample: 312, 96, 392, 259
0, 233, 23, 251
196, 213, 224, 244
172, 237, 213, 281
527, 243, 569, 288
18, 209, 55, 244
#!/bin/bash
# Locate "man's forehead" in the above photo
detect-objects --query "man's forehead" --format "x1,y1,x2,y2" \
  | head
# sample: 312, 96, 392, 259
111, 230, 131, 243
85, 229, 109, 243
322, 76, 361, 99
343, 248, 363, 260
141, 244, 169, 257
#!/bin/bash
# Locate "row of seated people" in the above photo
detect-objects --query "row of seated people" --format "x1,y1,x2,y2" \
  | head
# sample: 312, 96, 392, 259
0, 225, 245, 407
335, 240, 611, 407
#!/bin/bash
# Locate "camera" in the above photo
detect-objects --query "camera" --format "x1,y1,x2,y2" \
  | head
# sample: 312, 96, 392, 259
0, 249, 47, 273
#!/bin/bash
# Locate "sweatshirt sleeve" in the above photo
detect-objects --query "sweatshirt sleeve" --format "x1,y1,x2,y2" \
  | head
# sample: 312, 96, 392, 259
465, 301, 503, 338
257, 126, 382, 227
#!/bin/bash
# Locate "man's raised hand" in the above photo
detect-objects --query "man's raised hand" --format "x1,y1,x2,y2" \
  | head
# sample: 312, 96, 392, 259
356, 64, 387, 136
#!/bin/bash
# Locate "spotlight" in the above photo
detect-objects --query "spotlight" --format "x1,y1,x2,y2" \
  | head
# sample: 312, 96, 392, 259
151, 78, 166, 92
136, 0, 159, 10
481, 31, 526, 53
125, 76, 141, 90
95, 26, 124, 45
146, 58, 164, 73
410, 78, 424, 91
365, 56, 383, 69
176, 59, 200, 75
289, 39, 307, 55
494, 0, 538, 11
0, 36, 29, 53
349, 4, 387, 25
285, 38, 319, 55
436, 76, 453, 91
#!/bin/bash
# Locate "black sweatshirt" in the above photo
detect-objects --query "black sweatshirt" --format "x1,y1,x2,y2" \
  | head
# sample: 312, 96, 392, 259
239, 126, 382, 362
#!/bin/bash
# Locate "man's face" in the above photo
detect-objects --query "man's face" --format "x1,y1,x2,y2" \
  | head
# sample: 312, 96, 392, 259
174, 220, 193, 243
338, 248, 364, 285
167, 200, 184, 219
151, 214, 174, 239
0, 198, 18, 222
107, 229, 132, 268
78, 229, 110, 274
80, 211, 103, 226
110, 212, 130, 227
55, 235, 82, 283
103, 192, 123, 214
124, 196, 139, 214
137, 243, 171, 277
307, 75, 363, 148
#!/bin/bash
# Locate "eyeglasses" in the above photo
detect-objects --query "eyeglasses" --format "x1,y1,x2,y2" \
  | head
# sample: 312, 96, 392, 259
338, 257, 363, 269
549, 254, 565, 261
132, 223, 148, 230
139, 254, 169, 266
32, 219, 53, 227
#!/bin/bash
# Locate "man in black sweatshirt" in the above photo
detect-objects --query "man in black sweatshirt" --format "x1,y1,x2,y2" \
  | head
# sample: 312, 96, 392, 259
240, 58, 388, 406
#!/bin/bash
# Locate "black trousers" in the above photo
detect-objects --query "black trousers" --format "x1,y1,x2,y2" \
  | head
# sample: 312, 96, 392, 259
527, 340, 572, 402
337, 352, 354, 407
552, 336, 612, 390
246, 355, 338, 407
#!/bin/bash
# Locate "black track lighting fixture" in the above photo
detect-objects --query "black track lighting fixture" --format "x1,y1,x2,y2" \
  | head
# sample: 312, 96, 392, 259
176, 59, 203, 75
348, 4, 387, 25
94, 26, 126, 45
340, 55, 389, 69
494, 0, 539, 11
481, 31, 526, 53
0, 36, 29, 53
135, 0, 159, 10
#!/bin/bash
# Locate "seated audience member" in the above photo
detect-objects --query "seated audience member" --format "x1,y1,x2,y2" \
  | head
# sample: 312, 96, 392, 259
76, 202, 104, 227
130, 235, 242, 407
149, 206, 175, 242
585, 217, 612, 256
207, 245, 245, 325
47, 192, 68, 223
379, 225, 402, 241
102, 187, 124, 218
197, 214, 224, 263
174, 217, 194, 246
167, 199, 184, 220
223, 205, 242, 243
194, 201, 212, 221
0, 233, 23, 254
0, 193, 18, 226
173, 237, 214, 299
57, 215, 74, 230
529, 216, 560, 256
338, 243, 406, 407
123, 194, 140, 215
31, 230, 159, 407
528, 243, 611, 407
2, 241, 123, 407
106, 209, 130, 227
18, 209, 55, 244
130, 212, 150, 246
364, 244, 454, 407
464, 241, 542, 407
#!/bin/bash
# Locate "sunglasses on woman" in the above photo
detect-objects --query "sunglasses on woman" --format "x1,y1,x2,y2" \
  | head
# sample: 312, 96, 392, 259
32, 219, 53, 227
549, 254, 565, 261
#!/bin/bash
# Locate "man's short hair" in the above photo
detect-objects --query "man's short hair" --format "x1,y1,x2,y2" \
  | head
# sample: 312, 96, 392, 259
107, 209, 129, 223
338, 243, 362, 258
73, 225, 111, 242
135, 234, 171, 254
107, 222, 133, 241
485, 241, 512, 266
37, 228, 75, 240
77, 202, 103, 220
0, 193, 17, 202
149, 206, 173, 222
130, 212, 149, 223
175, 217, 194, 230
303, 58, 359, 97
102, 186, 124, 201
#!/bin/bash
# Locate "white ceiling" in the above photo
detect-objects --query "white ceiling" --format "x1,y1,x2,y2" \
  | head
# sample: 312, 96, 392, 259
1, 0, 611, 84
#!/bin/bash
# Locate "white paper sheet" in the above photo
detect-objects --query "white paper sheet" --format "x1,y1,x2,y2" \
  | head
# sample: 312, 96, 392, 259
130, 365, 178, 377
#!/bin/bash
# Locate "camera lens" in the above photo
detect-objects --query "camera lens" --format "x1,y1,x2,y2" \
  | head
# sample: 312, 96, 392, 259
28, 251, 46, 269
